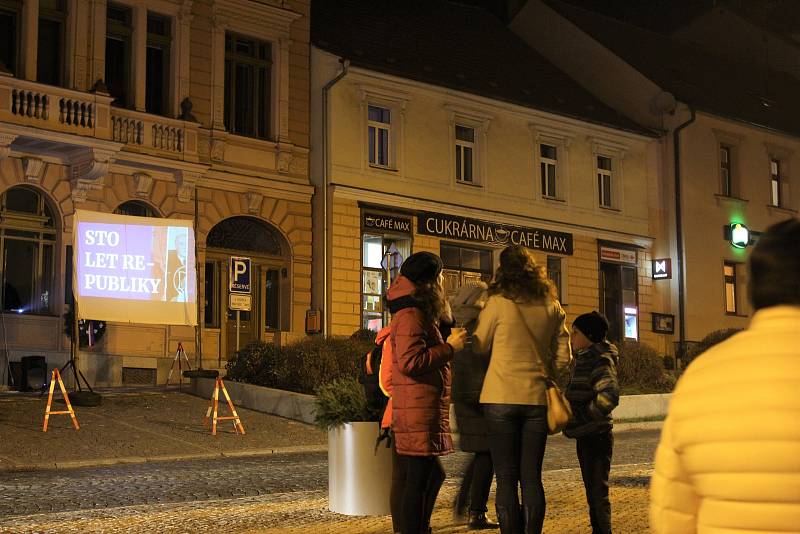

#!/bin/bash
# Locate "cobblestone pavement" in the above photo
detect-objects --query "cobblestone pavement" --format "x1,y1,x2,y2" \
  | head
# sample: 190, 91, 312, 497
0, 389, 326, 469
0, 429, 659, 533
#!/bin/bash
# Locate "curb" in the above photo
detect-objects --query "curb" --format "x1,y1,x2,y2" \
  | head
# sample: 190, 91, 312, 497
0, 444, 329, 473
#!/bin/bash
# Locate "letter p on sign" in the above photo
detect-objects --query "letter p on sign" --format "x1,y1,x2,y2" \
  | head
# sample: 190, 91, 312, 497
229, 256, 251, 293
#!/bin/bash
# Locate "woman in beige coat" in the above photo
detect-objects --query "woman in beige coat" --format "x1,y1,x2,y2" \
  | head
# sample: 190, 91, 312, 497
472, 245, 572, 534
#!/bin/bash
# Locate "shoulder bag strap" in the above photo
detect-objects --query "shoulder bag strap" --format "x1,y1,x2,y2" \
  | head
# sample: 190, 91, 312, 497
511, 302, 558, 384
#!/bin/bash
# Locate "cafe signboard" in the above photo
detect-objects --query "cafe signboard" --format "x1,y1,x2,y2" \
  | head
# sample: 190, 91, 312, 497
417, 212, 573, 255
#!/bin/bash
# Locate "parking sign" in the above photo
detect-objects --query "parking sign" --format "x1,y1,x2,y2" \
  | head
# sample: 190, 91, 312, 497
229, 257, 251, 293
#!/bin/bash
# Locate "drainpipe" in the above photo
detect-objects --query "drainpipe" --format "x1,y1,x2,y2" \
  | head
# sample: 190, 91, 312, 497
673, 106, 695, 364
321, 58, 349, 337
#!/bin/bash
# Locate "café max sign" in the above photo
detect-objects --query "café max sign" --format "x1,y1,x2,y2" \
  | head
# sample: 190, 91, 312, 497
418, 212, 573, 255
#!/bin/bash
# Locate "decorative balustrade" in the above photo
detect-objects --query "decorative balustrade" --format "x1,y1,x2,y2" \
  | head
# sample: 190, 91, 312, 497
111, 107, 196, 159
0, 76, 113, 138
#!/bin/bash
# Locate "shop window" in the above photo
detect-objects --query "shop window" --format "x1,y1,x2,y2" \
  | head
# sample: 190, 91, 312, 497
440, 243, 493, 297
597, 155, 613, 208
368, 105, 391, 167
37, 0, 66, 86
547, 256, 563, 303
600, 259, 638, 342
106, 3, 133, 108
362, 234, 411, 332
540, 144, 558, 199
203, 261, 220, 327
264, 268, 280, 330
0, 187, 57, 315
724, 262, 737, 314
455, 125, 475, 184
146, 12, 171, 116
0, 1, 21, 77
224, 32, 272, 139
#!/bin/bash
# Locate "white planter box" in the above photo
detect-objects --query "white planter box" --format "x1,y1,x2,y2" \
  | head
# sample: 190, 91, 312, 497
328, 421, 392, 516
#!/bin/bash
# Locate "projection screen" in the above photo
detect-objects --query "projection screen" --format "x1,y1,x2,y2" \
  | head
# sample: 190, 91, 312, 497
73, 209, 198, 325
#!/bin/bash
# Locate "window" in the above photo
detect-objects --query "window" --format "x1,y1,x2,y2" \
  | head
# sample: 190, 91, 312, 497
264, 268, 280, 330
770, 158, 782, 207
540, 144, 558, 199
597, 155, 613, 208
440, 243, 493, 297
146, 12, 171, 116
0, 1, 21, 77
368, 105, 391, 167
224, 33, 272, 139
720, 145, 732, 197
362, 234, 411, 331
113, 200, 159, 218
0, 187, 56, 315
547, 256, 562, 302
455, 125, 475, 183
37, 0, 66, 86
724, 262, 737, 314
106, 3, 133, 107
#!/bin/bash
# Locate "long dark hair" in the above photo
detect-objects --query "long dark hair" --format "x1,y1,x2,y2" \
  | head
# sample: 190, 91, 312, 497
413, 278, 450, 324
488, 245, 557, 302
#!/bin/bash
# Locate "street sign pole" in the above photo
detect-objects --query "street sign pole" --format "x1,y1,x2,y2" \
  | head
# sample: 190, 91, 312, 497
236, 310, 241, 352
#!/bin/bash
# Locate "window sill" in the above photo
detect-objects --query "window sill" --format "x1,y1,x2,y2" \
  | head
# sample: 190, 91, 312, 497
766, 204, 798, 216
714, 194, 748, 208
724, 312, 749, 318
598, 205, 620, 212
542, 196, 566, 203
456, 180, 482, 188
368, 164, 398, 172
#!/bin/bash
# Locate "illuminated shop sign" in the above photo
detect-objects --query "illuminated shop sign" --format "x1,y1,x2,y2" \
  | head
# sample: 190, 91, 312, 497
362, 212, 412, 234
417, 212, 573, 255
599, 246, 637, 264
730, 223, 750, 249
651, 258, 672, 280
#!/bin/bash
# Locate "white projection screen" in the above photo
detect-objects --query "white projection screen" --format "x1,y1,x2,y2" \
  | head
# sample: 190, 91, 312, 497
73, 209, 198, 325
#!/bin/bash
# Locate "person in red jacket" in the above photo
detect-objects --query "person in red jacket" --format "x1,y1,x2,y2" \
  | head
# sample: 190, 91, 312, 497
387, 251, 467, 534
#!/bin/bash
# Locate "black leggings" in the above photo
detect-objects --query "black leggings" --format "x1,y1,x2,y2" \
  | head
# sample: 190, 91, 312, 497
391, 445, 446, 534
483, 403, 548, 534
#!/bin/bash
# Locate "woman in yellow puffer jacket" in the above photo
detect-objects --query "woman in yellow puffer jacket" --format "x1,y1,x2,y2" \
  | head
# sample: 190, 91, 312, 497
650, 218, 800, 533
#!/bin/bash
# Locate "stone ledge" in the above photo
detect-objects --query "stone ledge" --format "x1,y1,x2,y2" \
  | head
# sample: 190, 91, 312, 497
189, 377, 317, 425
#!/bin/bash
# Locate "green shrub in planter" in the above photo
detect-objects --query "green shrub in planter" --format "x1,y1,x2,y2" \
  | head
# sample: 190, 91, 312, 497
682, 328, 743, 368
618, 340, 674, 393
314, 377, 375, 430
226, 336, 375, 395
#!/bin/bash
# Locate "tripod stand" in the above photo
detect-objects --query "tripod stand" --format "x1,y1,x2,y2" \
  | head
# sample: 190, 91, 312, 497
166, 342, 192, 388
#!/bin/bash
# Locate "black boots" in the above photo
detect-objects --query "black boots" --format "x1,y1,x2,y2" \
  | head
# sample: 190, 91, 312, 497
495, 506, 521, 534
522, 505, 545, 534
468, 511, 500, 530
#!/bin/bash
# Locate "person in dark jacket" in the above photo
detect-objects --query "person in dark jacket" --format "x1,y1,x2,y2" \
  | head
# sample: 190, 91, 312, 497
387, 251, 467, 534
450, 282, 499, 530
564, 311, 620, 534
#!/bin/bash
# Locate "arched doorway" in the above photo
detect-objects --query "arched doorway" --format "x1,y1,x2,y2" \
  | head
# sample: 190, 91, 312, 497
204, 217, 290, 357
0, 186, 57, 314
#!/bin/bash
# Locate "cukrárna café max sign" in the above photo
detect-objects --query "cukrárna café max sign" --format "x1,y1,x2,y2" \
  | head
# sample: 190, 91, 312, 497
418, 212, 573, 255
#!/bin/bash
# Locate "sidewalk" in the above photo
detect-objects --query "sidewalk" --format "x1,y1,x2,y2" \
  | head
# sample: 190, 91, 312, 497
0, 388, 327, 471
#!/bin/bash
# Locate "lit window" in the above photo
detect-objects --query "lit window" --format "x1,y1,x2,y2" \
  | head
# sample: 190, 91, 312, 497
540, 144, 557, 199
770, 158, 781, 207
724, 262, 737, 314
597, 155, 613, 208
455, 125, 475, 183
368, 105, 391, 167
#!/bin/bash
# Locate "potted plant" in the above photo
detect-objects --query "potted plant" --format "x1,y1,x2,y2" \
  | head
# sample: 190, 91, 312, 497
315, 376, 392, 516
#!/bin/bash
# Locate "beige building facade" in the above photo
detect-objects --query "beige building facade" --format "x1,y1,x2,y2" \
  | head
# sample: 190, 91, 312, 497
0, 0, 312, 387
511, 0, 800, 353
311, 40, 671, 354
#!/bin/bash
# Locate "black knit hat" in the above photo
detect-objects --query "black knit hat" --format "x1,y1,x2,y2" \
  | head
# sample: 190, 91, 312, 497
400, 252, 443, 284
573, 311, 609, 343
